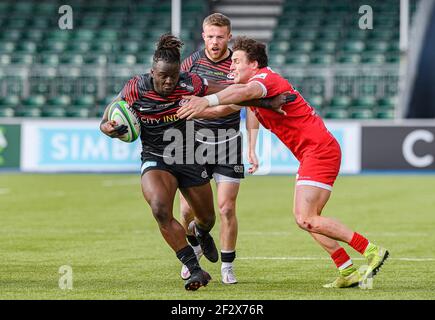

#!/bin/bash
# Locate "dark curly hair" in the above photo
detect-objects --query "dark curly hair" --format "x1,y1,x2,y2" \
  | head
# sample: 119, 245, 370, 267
232, 36, 268, 68
153, 33, 184, 65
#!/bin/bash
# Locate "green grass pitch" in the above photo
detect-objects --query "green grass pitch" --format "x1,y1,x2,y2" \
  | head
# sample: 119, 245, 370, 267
1, 173, 434, 300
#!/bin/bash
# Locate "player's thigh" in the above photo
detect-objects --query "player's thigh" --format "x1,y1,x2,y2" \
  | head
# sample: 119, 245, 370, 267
141, 170, 178, 216
179, 183, 215, 220
293, 185, 331, 219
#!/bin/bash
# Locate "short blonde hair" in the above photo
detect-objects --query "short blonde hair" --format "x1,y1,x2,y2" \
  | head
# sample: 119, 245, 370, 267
203, 13, 231, 32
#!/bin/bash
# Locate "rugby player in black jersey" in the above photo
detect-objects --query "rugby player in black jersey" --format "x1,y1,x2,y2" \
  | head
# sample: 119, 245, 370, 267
100, 34, 291, 290
178, 13, 259, 284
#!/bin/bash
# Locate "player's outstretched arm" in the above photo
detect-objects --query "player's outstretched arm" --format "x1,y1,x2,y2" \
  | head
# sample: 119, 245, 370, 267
178, 82, 279, 120
193, 91, 294, 119
237, 92, 296, 114
199, 80, 294, 117
194, 104, 242, 119
213, 82, 263, 106
204, 79, 230, 94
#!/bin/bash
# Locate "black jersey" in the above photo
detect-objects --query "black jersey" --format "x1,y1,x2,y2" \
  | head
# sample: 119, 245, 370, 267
121, 72, 208, 158
181, 49, 240, 136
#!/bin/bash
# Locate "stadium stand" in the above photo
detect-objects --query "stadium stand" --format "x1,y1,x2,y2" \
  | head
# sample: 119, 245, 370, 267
267, 0, 420, 119
0, 0, 209, 118
0, 0, 419, 119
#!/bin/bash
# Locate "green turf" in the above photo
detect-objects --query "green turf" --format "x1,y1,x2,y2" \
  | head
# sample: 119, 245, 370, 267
0, 174, 434, 299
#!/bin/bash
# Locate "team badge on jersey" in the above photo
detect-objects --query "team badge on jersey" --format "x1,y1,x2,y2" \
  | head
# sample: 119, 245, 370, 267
201, 170, 209, 179
234, 165, 244, 173
180, 82, 194, 91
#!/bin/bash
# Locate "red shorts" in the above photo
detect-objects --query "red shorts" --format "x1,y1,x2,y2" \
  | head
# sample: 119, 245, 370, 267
296, 138, 341, 190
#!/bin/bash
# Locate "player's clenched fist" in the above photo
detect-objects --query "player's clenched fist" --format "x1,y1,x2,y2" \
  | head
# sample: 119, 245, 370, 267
100, 120, 128, 138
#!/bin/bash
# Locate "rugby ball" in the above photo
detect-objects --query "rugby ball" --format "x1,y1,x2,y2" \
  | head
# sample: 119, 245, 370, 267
108, 100, 141, 143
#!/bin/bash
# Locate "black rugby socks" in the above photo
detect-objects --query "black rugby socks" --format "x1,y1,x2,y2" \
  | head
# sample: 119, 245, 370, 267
176, 245, 201, 274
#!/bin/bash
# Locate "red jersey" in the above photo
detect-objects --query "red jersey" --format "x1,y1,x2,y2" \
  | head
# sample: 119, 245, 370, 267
249, 67, 336, 161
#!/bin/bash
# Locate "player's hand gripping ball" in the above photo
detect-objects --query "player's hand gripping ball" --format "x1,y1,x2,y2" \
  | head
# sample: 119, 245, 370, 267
108, 101, 141, 143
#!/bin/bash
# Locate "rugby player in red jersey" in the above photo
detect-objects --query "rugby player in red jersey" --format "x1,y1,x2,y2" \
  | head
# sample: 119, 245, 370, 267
178, 36, 389, 288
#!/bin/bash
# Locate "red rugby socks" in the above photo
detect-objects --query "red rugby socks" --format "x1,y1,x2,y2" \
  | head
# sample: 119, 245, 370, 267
349, 232, 369, 255
331, 247, 353, 271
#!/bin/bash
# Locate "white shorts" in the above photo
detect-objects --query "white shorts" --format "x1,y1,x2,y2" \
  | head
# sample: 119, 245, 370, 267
213, 173, 241, 184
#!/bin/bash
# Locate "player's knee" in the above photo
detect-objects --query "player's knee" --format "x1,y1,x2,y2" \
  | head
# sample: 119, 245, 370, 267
218, 201, 236, 221
149, 201, 172, 225
294, 215, 305, 229
294, 213, 316, 232
198, 214, 216, 232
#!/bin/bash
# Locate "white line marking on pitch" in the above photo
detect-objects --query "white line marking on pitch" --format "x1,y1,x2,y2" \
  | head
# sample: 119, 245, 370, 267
239, 257, 435, 262
0, 188, 10, 195
240, 231, 430, 237
242, 231, 291, 236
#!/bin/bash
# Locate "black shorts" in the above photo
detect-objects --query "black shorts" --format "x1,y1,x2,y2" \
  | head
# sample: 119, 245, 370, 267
197, 134, 245, 180
141, 154, 210, 188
